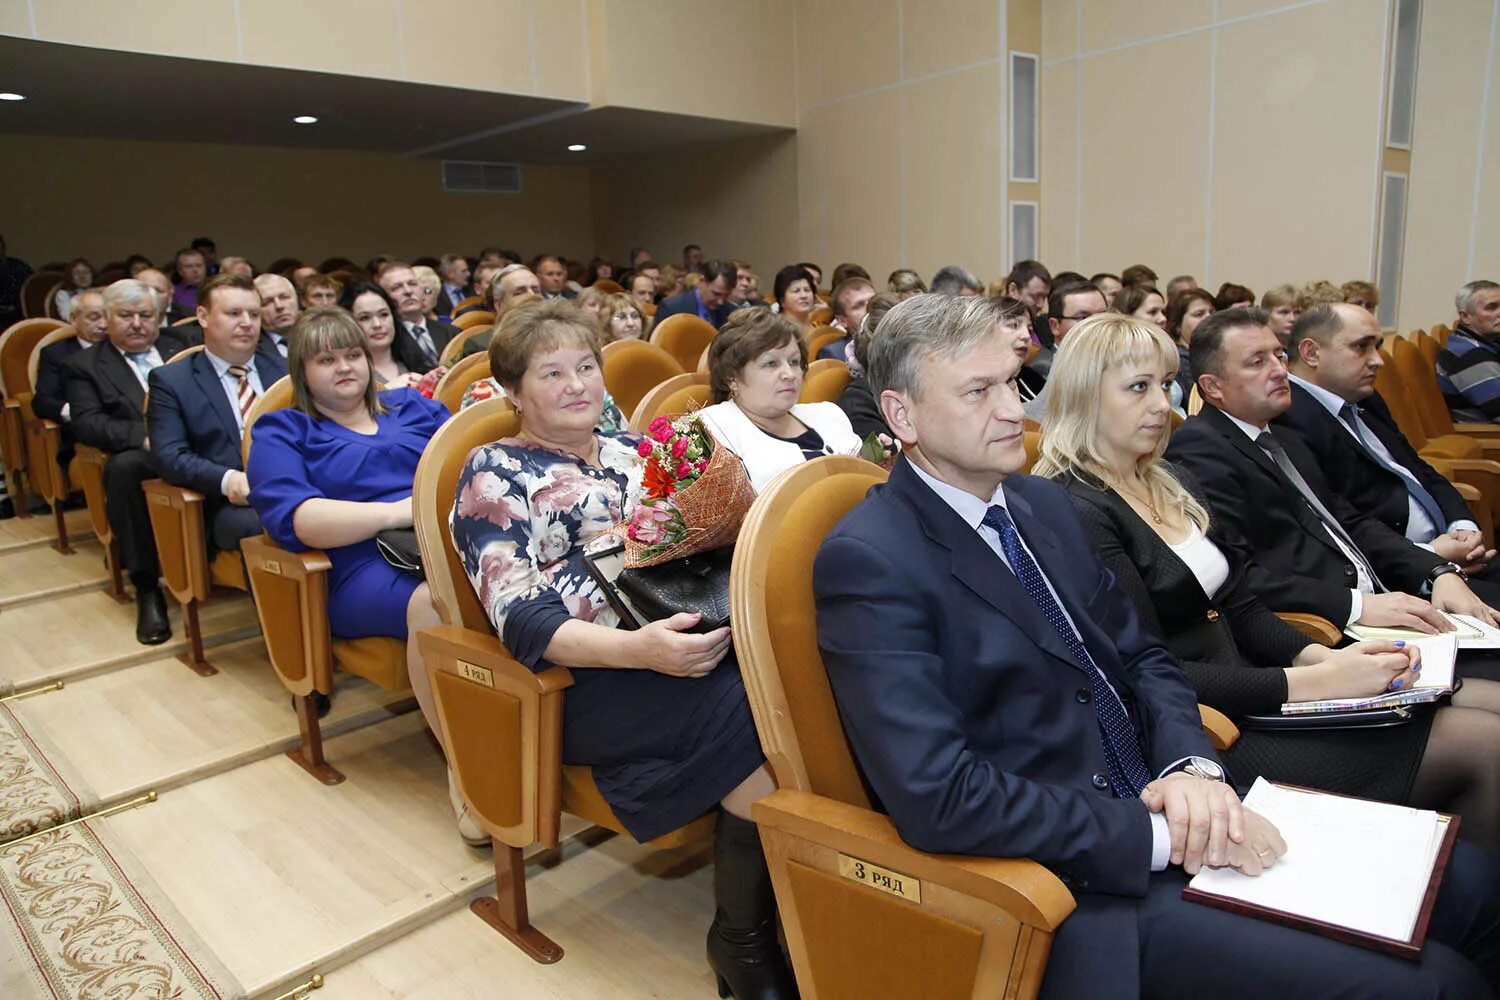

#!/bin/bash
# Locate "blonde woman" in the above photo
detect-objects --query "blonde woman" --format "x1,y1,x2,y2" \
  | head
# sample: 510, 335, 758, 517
1034, 312, 1500, 850
1260, 284, 1300, 345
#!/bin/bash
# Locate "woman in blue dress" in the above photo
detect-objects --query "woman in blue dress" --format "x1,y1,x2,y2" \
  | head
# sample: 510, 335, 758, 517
450, 299, 792, 1000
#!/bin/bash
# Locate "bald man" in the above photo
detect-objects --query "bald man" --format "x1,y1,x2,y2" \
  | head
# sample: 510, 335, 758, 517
135, 267, 188, 327
253, 273, 299, 358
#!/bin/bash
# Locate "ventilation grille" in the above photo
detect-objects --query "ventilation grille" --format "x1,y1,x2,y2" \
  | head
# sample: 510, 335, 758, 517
1375, 172, 1407, 329
442, 161, 523, 194
1010, 52, 1039, 182
1386, 0, 1421, 147
1011, 202, 1038, 265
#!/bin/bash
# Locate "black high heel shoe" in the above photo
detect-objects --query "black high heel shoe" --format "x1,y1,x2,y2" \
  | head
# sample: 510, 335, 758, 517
705, 811, 798, 999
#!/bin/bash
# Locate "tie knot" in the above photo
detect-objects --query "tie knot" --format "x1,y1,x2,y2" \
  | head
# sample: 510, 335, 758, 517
981, 504, 1015, 535
226, 364, 249, 380
1255, 430, 1282, 453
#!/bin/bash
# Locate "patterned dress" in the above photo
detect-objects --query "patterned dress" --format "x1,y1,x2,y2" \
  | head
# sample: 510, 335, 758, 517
450, 432, 762, 841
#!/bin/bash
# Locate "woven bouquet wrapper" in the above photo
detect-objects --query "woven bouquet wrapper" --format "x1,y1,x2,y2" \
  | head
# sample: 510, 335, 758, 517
617, 419, 756, 568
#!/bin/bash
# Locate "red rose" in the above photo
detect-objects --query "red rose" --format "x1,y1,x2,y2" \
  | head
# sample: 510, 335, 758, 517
636, 438, 654, 458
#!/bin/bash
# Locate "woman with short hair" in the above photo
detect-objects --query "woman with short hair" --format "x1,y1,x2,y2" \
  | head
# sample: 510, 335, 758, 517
1164, 288, 1217, 402
772, 265, 818, 335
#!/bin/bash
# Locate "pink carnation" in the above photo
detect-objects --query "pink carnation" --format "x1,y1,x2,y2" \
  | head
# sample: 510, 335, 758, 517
637, 438, 654, 458
670, 437, 688, 459
648, 416, 675, 443
675, 460, 692, 479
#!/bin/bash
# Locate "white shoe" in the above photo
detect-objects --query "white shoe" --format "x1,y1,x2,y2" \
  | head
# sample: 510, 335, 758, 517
448, 768, 491, 848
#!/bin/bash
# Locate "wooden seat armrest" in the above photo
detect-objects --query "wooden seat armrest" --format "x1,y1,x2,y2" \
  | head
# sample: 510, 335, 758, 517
1454, 483, 1483, 503
73, 444, 110, 467
142, 479, 212, 603
752, 789, 1076, 930
240, 534, 335, 695
142, 479, 205, 507
242, 539, 333, 578
419, 623, 574, 696
1451, 423, 1500, 440
1197, 704, 1239, 751
1276, 611, 1343, 646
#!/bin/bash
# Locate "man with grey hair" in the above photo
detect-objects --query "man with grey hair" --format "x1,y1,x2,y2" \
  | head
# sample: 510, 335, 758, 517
253, 272, 300, 358
461, 264, 542, 358
816, 293, 1500, 999
928, 265, 984, 297
1437, 279, 1500, 422
64, 279, 190, 644
379, 262, 457, 371
1166, 274, 1198, 297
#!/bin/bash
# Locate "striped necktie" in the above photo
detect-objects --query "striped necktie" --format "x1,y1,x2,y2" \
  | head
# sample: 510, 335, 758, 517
226, 364, 256, 425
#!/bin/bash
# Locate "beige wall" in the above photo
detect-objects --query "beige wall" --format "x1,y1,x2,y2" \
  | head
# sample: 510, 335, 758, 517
589, 132, 800, 276
1042, 0, 1389, 296
0, 133, 594, 267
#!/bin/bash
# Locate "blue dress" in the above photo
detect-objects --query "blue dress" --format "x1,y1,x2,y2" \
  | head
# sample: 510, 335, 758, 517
247, 389, 450, 639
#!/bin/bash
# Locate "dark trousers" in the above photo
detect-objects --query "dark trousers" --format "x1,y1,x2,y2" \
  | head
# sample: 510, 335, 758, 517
102, 448, 159, 583
208, 502, 262, 555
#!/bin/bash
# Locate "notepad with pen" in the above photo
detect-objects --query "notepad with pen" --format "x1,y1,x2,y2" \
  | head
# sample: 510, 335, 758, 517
1278, 632, 1457, 716
1347, 611, 1500, 648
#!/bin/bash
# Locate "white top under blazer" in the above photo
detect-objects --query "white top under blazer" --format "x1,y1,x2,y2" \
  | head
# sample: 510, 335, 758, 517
696, 400, 863, 494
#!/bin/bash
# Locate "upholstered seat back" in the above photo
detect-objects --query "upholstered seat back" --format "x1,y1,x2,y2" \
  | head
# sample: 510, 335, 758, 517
629, 372, 711, 431
649, 313, 716, 372
799, 359, 850, 404
601, 339, 684, 420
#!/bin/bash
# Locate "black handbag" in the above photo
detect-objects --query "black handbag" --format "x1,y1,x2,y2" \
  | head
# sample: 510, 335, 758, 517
375, 528, 425, 579
612, 547, 734, 634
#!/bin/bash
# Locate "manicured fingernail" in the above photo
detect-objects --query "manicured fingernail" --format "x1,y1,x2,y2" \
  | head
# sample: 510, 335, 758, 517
1393, 640, 1405, 647
1391, 679, 1404, 690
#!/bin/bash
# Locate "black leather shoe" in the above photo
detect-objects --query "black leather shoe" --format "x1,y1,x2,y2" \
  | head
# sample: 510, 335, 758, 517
135, 588, 171, 645
0, 497, 14, 521
290, 691, 332, 718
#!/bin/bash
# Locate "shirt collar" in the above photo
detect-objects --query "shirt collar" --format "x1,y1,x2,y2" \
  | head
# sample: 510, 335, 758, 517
203, 349, 252, 378
1212, 404, 1267, 441
1287, 372, 1350, 418
907, 459, 1007, 532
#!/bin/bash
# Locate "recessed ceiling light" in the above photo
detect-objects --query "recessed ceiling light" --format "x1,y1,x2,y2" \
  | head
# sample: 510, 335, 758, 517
0, 93, 25, 102
567, 143, 587, 152
293, 115, 319, 125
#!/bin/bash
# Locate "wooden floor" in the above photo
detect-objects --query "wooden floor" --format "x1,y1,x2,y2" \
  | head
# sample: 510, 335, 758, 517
0, 509, 720, 999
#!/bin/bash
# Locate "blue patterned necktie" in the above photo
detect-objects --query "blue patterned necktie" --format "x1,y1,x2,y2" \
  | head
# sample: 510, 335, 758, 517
1340, 403, 1447, 531
981, 503, 1152, 797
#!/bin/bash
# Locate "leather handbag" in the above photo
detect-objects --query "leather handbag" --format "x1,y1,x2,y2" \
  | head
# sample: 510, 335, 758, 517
614, 547, 733, 634
375, 528, 425, 579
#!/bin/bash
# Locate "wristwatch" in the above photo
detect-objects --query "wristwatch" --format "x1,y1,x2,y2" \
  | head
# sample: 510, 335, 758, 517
1428, 561, 1467, 585
1174, 756, 1226, 783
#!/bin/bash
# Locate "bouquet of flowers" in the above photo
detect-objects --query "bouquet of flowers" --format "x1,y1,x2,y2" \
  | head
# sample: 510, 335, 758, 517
621, 415, 755, 567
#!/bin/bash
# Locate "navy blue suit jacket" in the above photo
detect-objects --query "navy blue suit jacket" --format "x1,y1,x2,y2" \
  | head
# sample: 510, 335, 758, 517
34, 336, 82, 424
814, 459, 1217, 996
146, 350, 288, 498
654, 289, 735, 329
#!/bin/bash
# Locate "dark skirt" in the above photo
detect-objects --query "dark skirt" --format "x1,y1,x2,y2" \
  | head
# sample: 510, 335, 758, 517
559, 652, 764, 842
1224, 708, 1433, 805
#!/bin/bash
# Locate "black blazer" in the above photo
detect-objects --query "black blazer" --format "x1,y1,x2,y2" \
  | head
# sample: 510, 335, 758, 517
1273, 383, 1471, 536
654, 289, 735, 329
834, 378, 890, 439
1165, 403, 1445, 623
394, 319, 458, 374
63, 332, 189, 454
1059, 471, 1311, 717
33, 336, 82, 424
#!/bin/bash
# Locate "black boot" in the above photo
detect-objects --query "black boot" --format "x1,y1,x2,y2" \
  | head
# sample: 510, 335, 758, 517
134, 586, 171, 645
706, 810, 798, 999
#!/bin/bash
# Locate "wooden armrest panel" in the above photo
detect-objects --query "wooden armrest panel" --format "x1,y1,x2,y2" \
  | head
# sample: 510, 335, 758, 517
240, 533, 333, 694
1197, 704, 1239, 751
1276, 611, 1343, 646
1454, 482, 1482, 503
1452, 423, 1500, 440
142, 479, 212, 603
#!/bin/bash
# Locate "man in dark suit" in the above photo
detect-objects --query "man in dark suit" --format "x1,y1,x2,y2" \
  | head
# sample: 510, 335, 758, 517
532, 254, 577, 300
435, 253, 472, 317
1167, 308, 1499, 634
815, 293, 1500, 999
1276, 303, 1495, 577
65, 278, 189, 643
252, 273, 300, 359
378, 263, 455, 373
814, 276, 876, 362
34, 287, 108, 469
459, 265, 543, 359
147, 274, 286, 556
654, 259, 739, 329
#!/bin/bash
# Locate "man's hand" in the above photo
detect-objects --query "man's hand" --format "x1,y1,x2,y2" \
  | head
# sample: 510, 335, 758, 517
1356, 592, 1452, 634
1431, 574, 1500, 627
1432, 530, 1494, 571
224, 470, 251, 506
1222, 808, 1287, 877
1140, 773, 1244, 874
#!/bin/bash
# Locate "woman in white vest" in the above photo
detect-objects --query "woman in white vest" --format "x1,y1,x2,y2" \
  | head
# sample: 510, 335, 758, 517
698, 306, 862, 493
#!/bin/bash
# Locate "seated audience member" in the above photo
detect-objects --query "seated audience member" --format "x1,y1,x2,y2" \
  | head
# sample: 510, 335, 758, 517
1020, 281, 1108, 420
814, 292, 1500, 999
1341, 280, 1380, 315
886, 268, 927, 298
575, 286, 611, 332
171, 248, 207, 314
0, 234, 31, 330
654, 259, 739, 329
298, 273, 339, 309
1214, 282, 1255, 312
1165, 288, 1217, 401
628, 246, 652, 270
65, 279, 190, 643
699, 307, 862, 492
450, 299, 790, 998
379, 263, 456, 372
459, 258, 503, 316
124, 254, 153, 278
341, 282, 424, 389
460, 264, 544, 358
728, 260, 756, 308
1299, 279, 1342, 311
656, 265, 686, 303
190, 237, 219, 276
532, 255, 576, 300
53, 258, 94, 321
1165, 274, 1198, 297
1118, 283, 1168, 328
585, 256, 614, 286
413, 265, 444, 324
146, 274, 287, 555
1166, 308, 1500, 636
436, 253, 472, 316
1261, 283, 1301, 346
682, 243, 705, 274
829, 262, 870, 288
135, 267, 186, 327
1091, 272, 1123, 308
818, 276, 876, 361
637, 259, 662, 289
1280, 305, 1495, 574
627, 269, 657, 309
219, 256, 254, 279
797, 262, 823, 293
837, 292, 900, 439
1120, 263, 1159, 288
1004, 260, 1054, 351
1039, 312, 1500, 851
929, 264, 984, 297
289, 264, 318, 286
1437, 280, 1500, 422
771, 265, 819, 336
602, 293, 648, 342
253, 273, 301, 359
34, 286, 107, 467
247, 306, 457, 817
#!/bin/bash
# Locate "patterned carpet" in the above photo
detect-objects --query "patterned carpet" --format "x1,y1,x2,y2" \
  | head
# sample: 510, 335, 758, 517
0, 821, 245, 999
0, 704, 93, 845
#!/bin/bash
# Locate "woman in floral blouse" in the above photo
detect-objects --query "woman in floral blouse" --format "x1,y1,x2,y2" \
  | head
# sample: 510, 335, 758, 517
449, 299, 793, 999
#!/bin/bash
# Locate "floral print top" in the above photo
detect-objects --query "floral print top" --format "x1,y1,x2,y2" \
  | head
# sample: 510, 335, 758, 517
450, 432, 644, 670
459, 376, 627, 433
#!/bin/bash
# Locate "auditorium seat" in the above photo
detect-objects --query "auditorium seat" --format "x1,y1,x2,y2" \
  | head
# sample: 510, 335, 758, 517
805, 325, 843, 359
142, 370, 290, 675
799, 359, 850, 404
22, 326, 79, 552
809, 304, 834, 327
629, 371, 711, 431
452, 310, 495, 332
450, 295, 483, 314
0, 317, 67, 510
727, 456, 1240, 999
18, 271, 62, 319
601, 339, 684, 420
591, 279, 625, 294
433, 352, 493, 413
1393, 336, 1500, 447
411, 397, 717, 963
438, 326, 489, 367
648, 313, 716, 372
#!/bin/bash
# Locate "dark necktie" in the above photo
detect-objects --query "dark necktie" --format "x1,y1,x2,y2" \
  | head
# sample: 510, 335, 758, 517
1255, 430, 1384, 590
1340, 403, 1446, 531
981, 503, 1152, 797
411, 324, 437, 365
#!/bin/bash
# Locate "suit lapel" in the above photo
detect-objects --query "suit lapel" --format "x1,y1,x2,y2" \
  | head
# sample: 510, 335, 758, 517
191, 352, 243, 442
98, 345, 146, 412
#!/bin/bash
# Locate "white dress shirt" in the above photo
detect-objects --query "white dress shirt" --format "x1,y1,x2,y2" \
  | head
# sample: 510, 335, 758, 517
116, 344, 164, 390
